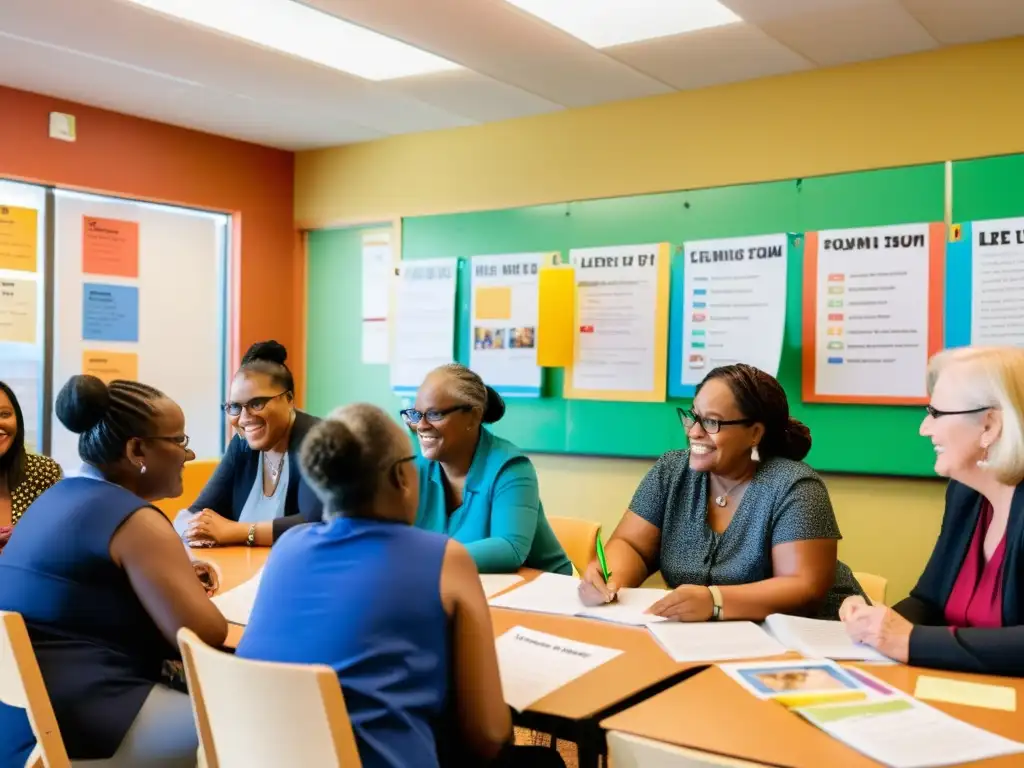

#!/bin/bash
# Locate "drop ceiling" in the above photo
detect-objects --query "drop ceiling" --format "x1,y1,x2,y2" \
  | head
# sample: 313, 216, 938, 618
0, 0, 1021, 150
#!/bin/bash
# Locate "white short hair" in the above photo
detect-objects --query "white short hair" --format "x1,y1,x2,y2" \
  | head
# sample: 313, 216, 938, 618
928, 346, 1024, 486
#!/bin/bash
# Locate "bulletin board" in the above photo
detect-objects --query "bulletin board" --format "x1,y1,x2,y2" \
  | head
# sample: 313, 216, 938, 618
306, 161, 977, 476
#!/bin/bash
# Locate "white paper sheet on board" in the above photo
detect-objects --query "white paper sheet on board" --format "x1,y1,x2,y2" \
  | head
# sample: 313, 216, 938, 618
390, 258, 458, 392
361, 232, 392, 364
970, 216, 1024, 346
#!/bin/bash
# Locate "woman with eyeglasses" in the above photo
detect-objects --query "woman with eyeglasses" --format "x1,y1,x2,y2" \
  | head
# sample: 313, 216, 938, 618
0, 375, 225, 766
580, 363, 863, 621
0, 380, 62, 551
405, 363, 571, 575
841, 347, 1024, 675
177, 340, 323, 548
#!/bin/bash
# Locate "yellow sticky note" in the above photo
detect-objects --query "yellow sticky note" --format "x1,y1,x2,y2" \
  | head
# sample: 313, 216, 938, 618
536, 265, 574, 367
0, 206, 38, 272
914, 675, 1016, 712
83, 350, 139, 384
475, 286, 512, 320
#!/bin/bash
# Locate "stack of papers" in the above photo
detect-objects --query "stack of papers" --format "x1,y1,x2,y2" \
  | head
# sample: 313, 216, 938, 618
764, 613, 891, 662
211, 568, 264, 625
648, 621, 787, 663
488, 572, 669, 626
494, 626, 623, 711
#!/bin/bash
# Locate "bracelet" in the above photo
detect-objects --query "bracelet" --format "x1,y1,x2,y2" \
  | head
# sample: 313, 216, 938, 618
246, 524, 256, 547
708, 585, 724, 621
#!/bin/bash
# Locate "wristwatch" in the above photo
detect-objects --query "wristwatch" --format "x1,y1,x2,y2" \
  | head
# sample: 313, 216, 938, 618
246, 524, 256, 547
708, 585, 724, 621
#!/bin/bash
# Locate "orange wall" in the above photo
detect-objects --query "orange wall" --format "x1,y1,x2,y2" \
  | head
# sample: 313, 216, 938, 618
0, 85, 301, 390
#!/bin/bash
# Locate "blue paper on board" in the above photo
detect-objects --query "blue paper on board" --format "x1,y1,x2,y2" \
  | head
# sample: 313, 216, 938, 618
945, 222, 973, 349
82, 283, 139, 342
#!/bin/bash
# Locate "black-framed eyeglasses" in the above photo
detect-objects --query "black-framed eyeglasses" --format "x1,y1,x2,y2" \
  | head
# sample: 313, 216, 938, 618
400, 406, 472, 425
223, 392, 290, 417
677, 407, 754, 435
149, 434, 191, 450
925, 405, 993, 419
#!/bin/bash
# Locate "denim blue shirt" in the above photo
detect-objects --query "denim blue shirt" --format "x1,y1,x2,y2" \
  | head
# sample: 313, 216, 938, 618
414, 429, 571, 575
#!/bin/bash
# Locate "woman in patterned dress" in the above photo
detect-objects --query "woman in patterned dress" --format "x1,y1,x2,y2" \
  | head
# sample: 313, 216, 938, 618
579, 364, 863, 621
0, 380, 62, 551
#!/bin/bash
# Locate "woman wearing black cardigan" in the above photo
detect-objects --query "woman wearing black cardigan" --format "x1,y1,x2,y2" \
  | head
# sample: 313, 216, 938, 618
841, 346, 1024, 676
175, 341, 323, 547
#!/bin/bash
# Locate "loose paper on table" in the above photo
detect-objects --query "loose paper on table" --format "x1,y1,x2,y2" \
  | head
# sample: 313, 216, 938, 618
468, 253, 546, 398
648, 621, 787, 663
390, 258, 458, 395
82, 216, 140, 278
0, 278, 38, 344
675, 234, 788, 397
565, 243, 670, 402
361, 232, 392, 365
802, 223, 943, 404
0, 205, 38, 272
480, 573, 525, 598
495, 626, 623, 711
914, 675, 1017, 712
764, 613, 890, 662
488, 572, 668, 626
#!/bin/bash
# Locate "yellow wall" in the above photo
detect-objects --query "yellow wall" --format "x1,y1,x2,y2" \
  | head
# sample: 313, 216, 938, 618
295, 38, 1024, 601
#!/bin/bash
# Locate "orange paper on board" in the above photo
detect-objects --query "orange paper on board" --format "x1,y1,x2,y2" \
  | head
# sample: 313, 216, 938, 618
82, 350, 139, 384
0, 206, 38, 272
83, 216, 139, 278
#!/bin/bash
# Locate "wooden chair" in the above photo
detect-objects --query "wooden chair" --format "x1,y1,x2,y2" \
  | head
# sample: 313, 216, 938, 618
153, 459, 220, 519
547, 516, 599, 576
607, 732, 770, 767
0, 612, 70, 768
853, 571, 888, 606
178, 628, 361, 767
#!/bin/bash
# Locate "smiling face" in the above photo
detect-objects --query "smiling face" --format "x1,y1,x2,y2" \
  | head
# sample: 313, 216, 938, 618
920, 365, 1000, 482
410, 373, 479, 462
687, 378, 764, 477
0, 387, 19, 462
132, 398, 196, 501
228, 371, 294, 452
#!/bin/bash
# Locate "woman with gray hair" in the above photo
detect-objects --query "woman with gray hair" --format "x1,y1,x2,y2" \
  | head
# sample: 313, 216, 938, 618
236, 403, 566, 767
403, 363, 571, 575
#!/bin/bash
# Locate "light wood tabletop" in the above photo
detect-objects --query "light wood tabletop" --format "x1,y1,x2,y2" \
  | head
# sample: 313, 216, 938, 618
600, 663, 1024, 767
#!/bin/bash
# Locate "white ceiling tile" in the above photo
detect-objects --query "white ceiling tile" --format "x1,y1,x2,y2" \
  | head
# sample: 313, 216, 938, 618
386, 70, 563, 123
606, 22, 813, 91
742, 0, 938, 66
721, 0, 878, 24
899, 0, 1024, 45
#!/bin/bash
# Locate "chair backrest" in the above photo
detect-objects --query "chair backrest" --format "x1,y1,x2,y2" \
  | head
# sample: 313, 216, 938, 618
607, 732, 770, 767
0, 612, 70, 768
853, 571, 888, 606
153, 459, 219, 519
178, 628, 362, 768
547, 516, 600, 576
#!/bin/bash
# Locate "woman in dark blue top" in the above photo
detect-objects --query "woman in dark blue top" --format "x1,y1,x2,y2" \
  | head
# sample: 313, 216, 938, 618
0, 375, 228, 766
236, 403, 566, 768
177, 340, 323, 548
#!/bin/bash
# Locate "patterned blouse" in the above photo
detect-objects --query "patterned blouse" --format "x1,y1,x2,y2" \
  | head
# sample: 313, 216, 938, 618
9, 453, 63, 525
630, 450, 864, 619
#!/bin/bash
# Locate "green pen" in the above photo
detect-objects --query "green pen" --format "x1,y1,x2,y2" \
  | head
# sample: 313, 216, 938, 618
595, 528, 612, 583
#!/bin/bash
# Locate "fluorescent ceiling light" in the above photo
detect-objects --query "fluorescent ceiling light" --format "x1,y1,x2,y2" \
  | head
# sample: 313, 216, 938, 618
505, 0, 740, 48
123, 0, 461, 80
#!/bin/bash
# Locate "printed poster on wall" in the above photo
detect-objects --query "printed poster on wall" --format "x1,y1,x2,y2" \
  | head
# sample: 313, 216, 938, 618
945, 217, 1024, 348
671, 234, 788, 398
469, 253, 547, 398
802, 223, 943, 404
564, 243, 670, 402
361, 231, 392, 365
390, 258, 458, 396
83, 216, 139, 278
0, 205, 38, 273
82, 283, 140, 343
0, 278, 38, 344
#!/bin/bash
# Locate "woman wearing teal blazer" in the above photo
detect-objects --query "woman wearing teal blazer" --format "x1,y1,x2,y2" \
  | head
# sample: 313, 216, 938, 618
404, 364, 572, 575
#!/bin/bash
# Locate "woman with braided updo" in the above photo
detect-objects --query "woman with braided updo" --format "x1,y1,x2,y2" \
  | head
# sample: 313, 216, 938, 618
0, 375, 226, 766
579, 363, 865, 622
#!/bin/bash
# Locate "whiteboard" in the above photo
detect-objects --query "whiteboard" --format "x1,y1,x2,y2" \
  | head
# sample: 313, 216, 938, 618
52, 191, 229, 470
0, 179, 47, 453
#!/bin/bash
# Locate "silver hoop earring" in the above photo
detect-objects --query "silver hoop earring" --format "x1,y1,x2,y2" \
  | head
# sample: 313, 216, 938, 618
751, 445, 761, 462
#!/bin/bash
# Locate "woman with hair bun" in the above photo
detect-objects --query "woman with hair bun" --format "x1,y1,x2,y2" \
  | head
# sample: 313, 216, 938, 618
0, 375, 226, 766
178, 340, 323, 548
404, 363, 571, 575
580, 363, 863, 621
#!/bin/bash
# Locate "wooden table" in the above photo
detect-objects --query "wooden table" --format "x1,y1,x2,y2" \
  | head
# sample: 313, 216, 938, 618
601, 663, 1024, 767
200, 546, 267, 648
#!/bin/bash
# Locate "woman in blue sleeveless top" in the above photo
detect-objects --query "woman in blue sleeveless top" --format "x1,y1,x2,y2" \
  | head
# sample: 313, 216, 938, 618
237, 404, 566, 768
0, 375, 228, 766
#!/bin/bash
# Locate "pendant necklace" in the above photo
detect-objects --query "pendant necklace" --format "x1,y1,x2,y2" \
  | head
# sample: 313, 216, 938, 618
712, 477, 749, 508
265, 453, 284, 483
